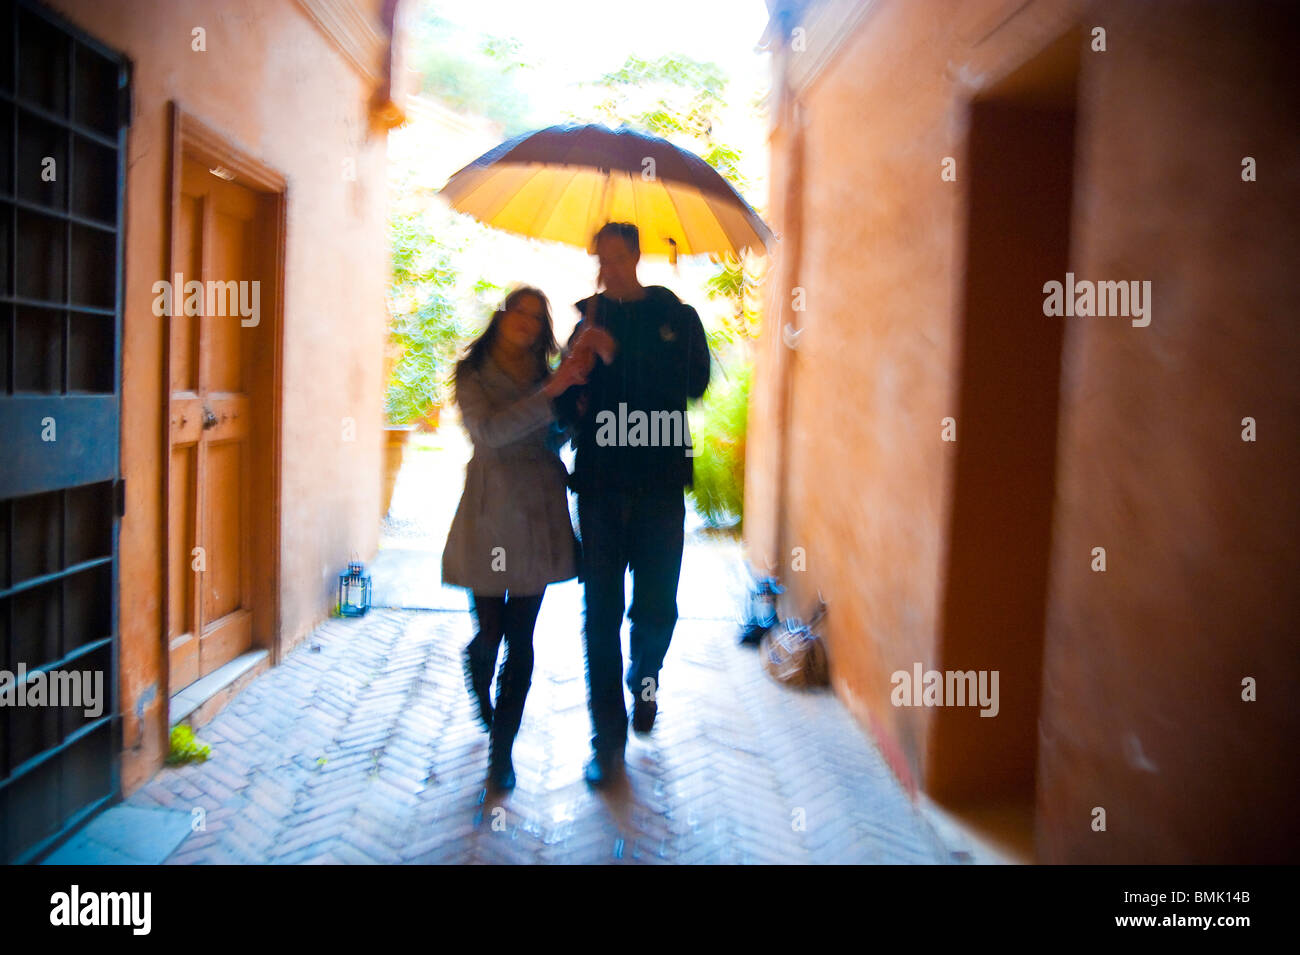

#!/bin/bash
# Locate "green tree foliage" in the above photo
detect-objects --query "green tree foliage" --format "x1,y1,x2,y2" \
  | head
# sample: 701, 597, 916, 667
705, 253, 766, 346
386, 192, 472, 425
689, 360, 751, 528
584, 54, 746, 192
409, 10, 535, 135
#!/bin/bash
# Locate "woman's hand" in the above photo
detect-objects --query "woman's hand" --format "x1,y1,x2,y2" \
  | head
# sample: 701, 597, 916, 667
574, 324, 618, 365
569, 342, 597, 377
542, 349, 591, 397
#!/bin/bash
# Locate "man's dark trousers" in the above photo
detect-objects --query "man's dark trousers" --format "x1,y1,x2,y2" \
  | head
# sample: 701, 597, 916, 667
578, 488, 685, 756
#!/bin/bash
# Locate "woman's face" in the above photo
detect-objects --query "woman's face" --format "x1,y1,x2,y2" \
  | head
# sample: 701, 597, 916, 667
499, 294, 545, 351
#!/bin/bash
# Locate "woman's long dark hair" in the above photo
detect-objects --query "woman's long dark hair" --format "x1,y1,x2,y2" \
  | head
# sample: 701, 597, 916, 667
456, 286, 559, 387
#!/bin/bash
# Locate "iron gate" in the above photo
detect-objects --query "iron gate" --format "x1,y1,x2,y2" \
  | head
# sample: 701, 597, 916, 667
0, 0, 128, 864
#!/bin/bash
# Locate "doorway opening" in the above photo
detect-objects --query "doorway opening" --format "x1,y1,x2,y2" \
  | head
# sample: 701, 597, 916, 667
929, 29, 1081, 861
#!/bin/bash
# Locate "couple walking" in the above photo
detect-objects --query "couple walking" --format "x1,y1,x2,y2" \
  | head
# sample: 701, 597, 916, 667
441, 222, 711, 791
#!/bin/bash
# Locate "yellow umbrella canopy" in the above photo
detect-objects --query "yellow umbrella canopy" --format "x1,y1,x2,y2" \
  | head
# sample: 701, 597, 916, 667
439, 123, 773, 259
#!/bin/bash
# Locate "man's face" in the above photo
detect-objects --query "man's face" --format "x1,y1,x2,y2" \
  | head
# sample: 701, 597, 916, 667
596, 233, 639, 291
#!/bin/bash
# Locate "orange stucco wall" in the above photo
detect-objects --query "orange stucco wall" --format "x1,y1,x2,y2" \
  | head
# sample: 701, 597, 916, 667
47, 0, 390, 793
1036, 1, 1300, 863
749, 0, 1299, 861
749, 0, 1062, 801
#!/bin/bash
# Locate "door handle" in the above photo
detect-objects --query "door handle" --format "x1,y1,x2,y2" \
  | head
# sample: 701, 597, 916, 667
202, 405, 218, 430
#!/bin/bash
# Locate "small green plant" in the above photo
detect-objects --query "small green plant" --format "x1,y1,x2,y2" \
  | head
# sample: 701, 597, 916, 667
166, 724, 211, 766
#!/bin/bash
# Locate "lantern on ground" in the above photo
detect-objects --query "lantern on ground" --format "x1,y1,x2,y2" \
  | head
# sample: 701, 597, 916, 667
338, 560, 372, 617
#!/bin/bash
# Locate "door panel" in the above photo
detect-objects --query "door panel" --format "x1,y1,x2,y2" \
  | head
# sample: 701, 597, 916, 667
203, 439, 244, 622
167, 444, 198, 689
171, 192, 201, 393
207, 204, 252, 393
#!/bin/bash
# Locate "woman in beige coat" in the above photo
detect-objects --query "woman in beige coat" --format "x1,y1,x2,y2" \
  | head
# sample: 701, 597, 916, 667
441, 286, 592, 791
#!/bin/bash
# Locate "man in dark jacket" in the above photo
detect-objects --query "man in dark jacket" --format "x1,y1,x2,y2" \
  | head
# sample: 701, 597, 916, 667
553, 221, 711, 787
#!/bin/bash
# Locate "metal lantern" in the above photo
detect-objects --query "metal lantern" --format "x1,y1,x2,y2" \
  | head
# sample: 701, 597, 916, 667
338, 560, 372, 617
738, 575, 783, 646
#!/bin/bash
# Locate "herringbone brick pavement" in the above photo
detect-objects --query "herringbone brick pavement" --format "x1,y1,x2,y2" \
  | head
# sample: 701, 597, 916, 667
130, 606, 953, 864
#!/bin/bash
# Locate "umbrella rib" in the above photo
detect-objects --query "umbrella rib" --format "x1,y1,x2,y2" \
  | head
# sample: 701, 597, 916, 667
715, 198, 765, 255
659, 179, 697, 256
446, 166, 522, 223
629, 170, 642, 251
498, 162, 556, 235
523, 166, 575, 239
583, 170, 604, 247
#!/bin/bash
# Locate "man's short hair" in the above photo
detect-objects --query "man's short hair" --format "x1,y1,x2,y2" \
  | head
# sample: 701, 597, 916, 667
594, 221, 640, 256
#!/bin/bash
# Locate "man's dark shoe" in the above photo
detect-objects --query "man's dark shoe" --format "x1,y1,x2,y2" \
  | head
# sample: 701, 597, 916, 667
631, 698, 657, 735
583, 749, 624, 789
463, 644, 493, 732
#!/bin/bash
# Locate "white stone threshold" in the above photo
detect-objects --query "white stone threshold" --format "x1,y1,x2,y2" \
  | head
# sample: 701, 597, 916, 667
168, 649, 269, 727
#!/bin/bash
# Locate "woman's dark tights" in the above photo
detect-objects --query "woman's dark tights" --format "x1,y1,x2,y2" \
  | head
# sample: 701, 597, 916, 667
468, 591, 543, 767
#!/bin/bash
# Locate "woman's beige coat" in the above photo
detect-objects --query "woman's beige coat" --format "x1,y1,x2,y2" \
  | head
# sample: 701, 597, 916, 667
440, 354, 578, 596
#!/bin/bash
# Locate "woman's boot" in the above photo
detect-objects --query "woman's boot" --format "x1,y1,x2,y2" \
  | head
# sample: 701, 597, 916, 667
487, 656, 530, 791
463, 638, 495, 732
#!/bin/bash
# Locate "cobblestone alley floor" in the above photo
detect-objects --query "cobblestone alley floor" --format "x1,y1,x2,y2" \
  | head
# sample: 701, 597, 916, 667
115, 428, 957, 864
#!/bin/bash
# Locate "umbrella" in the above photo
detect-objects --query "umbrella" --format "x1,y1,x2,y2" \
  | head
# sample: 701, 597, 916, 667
438, 123, 773, 262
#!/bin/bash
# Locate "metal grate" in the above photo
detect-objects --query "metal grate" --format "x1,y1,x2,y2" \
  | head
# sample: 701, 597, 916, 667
0, 0, 127, 864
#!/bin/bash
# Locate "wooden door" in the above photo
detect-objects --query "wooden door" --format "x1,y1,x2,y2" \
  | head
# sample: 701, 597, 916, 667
166, 158, 264, 688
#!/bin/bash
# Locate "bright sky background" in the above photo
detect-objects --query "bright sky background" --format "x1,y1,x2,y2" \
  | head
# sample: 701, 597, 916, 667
393, 0, 776, 346
424, 0, 772, 101
418, 0, 773, 191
